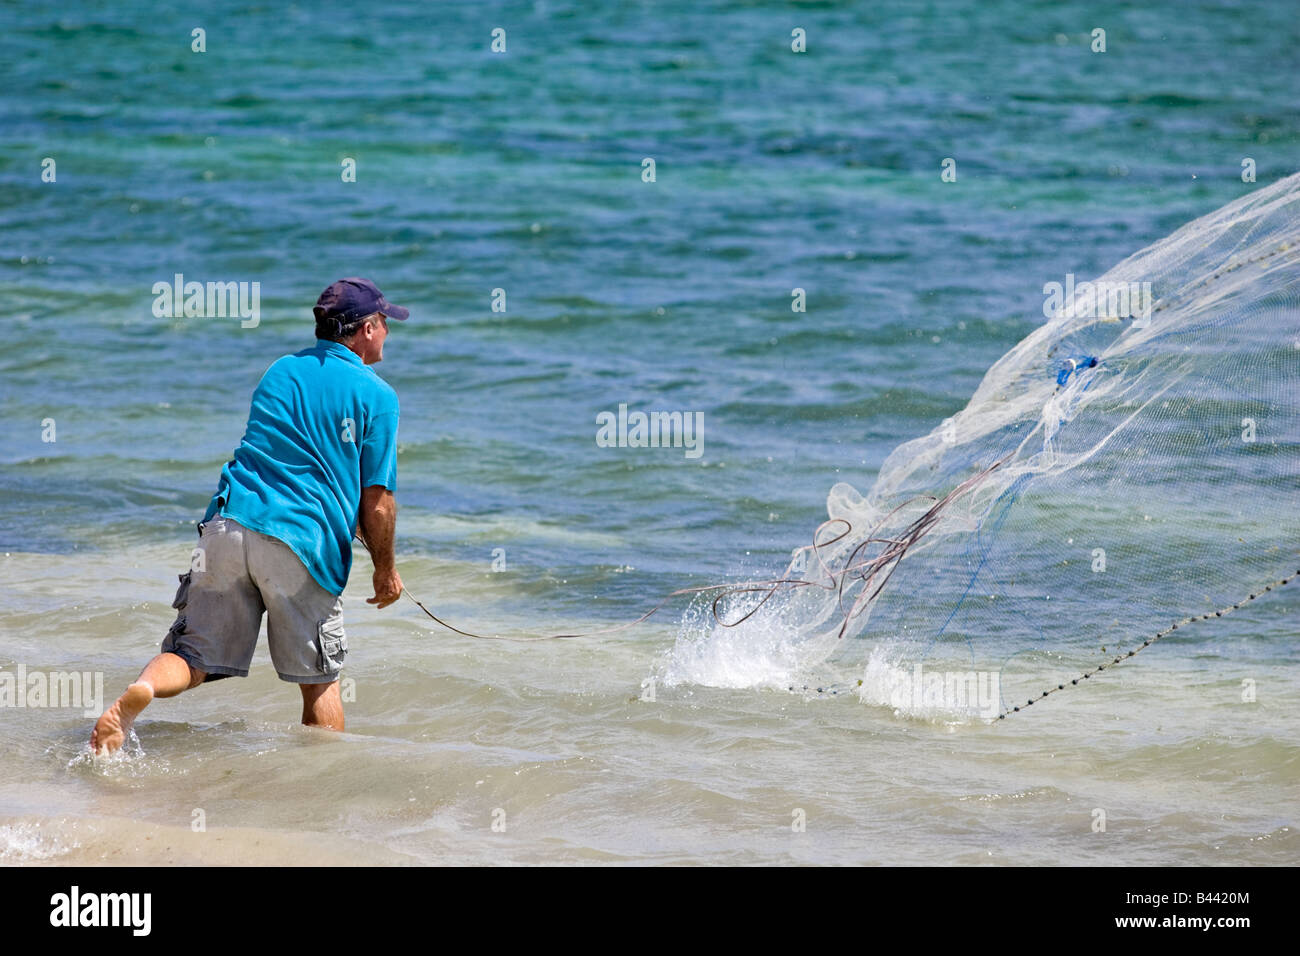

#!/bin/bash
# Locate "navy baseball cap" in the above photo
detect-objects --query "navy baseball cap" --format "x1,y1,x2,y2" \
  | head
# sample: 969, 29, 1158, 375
313, 277, 410, 332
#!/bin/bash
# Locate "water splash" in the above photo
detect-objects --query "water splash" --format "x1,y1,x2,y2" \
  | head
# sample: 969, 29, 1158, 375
66, 728, 149, 775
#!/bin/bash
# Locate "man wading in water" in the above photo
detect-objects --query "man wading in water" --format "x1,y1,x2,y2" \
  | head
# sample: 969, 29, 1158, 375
91, 278, 407, 753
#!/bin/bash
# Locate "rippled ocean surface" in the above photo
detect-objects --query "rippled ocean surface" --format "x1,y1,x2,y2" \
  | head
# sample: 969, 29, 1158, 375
1, 1, 1297, 864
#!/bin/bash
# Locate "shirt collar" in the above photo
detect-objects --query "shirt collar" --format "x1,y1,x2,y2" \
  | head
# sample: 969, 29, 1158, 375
315, 338, 365, 367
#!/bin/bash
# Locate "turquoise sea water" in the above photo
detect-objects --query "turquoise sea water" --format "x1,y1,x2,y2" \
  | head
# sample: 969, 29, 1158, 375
1, 1, 1297, 864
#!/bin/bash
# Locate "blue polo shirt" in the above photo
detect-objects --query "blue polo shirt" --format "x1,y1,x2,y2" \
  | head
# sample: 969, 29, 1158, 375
203, 339, 400, 596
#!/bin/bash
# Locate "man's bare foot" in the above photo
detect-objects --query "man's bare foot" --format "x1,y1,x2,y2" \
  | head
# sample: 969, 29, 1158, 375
90, 682, 154, 755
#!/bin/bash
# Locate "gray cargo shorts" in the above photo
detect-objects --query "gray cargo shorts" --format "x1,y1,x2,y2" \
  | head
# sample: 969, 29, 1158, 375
161, 515, 347, 684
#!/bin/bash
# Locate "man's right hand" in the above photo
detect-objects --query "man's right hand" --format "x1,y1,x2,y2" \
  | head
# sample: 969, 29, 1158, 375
368, 565, 403, 609
359, 485, 402, 608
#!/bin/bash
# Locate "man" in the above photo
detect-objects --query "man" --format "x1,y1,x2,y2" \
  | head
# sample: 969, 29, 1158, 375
91, 277, 408, 754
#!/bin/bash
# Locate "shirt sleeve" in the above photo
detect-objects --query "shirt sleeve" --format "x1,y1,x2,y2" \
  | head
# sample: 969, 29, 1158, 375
360, 400, 399, 491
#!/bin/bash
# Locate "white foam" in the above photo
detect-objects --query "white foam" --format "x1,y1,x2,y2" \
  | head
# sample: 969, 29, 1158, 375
857, 646, 998, 723
0, 822, 77, 862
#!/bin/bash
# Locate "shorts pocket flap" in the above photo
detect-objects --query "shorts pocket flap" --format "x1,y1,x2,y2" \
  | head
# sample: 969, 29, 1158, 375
171, 571, 193, 609
316, 619, 348, 675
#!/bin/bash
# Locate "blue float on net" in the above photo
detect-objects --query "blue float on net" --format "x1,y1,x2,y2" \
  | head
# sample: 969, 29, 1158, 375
1056, 355, 1098, 386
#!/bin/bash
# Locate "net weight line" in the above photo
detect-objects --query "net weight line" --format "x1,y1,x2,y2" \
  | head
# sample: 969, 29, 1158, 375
995, 568, 1297, 719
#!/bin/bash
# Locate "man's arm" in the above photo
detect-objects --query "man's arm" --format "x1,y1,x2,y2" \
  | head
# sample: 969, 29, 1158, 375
358, 484, 403, 608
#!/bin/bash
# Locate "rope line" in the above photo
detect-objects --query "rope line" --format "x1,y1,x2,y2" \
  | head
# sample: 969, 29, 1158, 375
358, 454, 1013, 643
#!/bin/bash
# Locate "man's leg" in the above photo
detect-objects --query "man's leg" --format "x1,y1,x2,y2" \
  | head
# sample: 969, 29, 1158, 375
300, 680, 343, 731
91, 652, 206, 754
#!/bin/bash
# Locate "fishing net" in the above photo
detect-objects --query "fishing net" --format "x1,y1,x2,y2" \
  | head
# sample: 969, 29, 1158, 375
667, 174, 1300, 716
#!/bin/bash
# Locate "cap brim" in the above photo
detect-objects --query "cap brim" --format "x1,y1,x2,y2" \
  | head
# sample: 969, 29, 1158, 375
377, 299, 409, 321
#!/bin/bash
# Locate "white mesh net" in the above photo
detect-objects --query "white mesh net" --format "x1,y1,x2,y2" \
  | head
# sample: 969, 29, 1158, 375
667, 174, 1300, 717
